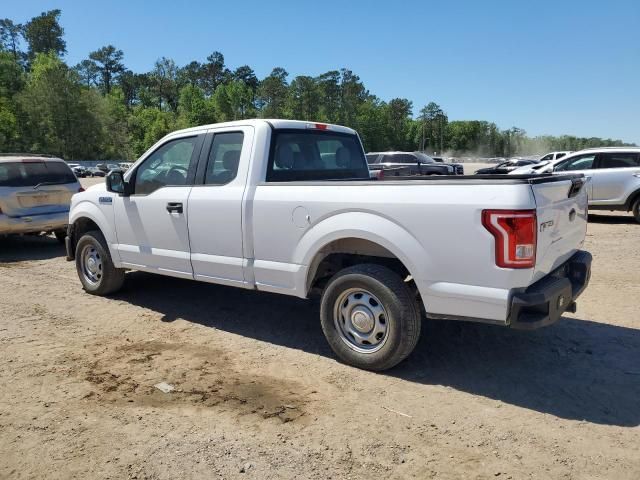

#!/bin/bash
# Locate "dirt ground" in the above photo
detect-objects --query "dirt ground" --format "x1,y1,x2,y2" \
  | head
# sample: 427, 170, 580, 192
1, 183, 639, 479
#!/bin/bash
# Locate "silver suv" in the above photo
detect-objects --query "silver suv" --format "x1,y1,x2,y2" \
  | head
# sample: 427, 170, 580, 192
511, 148, 640, 223
0, 155, 82, 242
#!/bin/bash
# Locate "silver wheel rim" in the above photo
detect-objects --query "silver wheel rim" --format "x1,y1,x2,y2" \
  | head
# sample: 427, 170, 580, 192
80, 244, 103, 285
333, 288, 389, 353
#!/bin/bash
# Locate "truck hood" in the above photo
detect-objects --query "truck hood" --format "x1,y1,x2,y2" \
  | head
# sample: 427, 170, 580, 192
88, 182, 107, 192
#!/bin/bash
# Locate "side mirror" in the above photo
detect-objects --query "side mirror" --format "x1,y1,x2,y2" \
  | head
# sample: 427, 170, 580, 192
106, 169, 129, 195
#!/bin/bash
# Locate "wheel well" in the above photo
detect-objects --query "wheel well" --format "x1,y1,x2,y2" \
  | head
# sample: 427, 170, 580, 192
307, 238, 414, 294
625, 188, 640, 211
71, 217, 101, 251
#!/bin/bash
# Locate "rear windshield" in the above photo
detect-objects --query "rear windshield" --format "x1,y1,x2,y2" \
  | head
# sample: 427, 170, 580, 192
266, 130, 369, 182
0, 161, 77, 187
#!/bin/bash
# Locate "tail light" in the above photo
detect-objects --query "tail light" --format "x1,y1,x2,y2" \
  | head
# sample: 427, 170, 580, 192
78, 187, 85, 192
376, 169, 384, 180
482, 209, 537, 269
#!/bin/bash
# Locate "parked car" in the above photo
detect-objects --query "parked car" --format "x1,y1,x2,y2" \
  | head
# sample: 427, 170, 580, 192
118, 162, 133, 170
86, 167, 106, 177
107, 163, 120, 172
0, 155, 83, 243
511, 147, 640, 222
65, 120, 592, 371
71, 165, 88, 178
475, 159, 537, 175
538, 151, 572, 162
366, 151, 464, 176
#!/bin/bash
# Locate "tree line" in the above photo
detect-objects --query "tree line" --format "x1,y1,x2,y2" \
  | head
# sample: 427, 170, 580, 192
0, 10, 634, 160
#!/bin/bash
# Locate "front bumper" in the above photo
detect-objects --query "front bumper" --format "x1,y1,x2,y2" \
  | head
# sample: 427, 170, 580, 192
0, 211, 69, 235
509, 250, 592, 330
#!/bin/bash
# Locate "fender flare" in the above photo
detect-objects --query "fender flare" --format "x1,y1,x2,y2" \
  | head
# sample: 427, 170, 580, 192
292, 211, 432, 296
68, 201, 120, 264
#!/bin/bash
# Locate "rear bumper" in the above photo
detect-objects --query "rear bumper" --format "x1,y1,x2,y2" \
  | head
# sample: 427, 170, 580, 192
0, 211, 69, 235
509, 250, 592, 330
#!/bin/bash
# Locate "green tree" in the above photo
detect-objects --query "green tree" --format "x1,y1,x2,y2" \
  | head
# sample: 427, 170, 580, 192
177, 84, 216, 126
23, 10, 66, 60
202, 51, 230, 95
17, 52, 100, 159
88, 45, 125, 94
286, 75, 320, 120
385, 98, 413, 150
74, 59, 99, 87
257, 67, 288, 118
0, 18, 24, 64
316, 70, 341, 123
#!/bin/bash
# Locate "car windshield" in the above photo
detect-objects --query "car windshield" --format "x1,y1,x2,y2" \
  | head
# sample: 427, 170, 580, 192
414, 152, 435, 164
0, 161, 76, 187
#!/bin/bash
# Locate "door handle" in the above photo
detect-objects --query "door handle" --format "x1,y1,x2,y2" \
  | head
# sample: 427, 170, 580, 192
166, 202, 183, 214
633, 173, 640, 178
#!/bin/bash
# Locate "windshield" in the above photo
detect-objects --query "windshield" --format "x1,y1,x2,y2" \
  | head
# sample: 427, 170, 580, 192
0, 161, 77, 187
414, 152, 435, 164
267, 130, 369, 182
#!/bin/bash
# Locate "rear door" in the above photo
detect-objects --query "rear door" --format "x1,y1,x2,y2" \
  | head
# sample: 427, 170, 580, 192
0, 160, 78, 218
187, 126, 253, 287
530, 177, 589, 281
113, 134, 204, 278
591, 152, 640, 204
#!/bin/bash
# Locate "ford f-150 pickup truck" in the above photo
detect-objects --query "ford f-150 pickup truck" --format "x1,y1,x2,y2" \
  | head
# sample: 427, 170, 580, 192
65, 119, 592, 371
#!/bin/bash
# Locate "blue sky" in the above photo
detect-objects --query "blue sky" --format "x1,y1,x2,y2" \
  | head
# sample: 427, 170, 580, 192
5, 0, 640, 143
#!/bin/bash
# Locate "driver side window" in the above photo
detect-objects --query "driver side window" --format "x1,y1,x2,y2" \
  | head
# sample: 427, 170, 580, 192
135, 136, 199, 195
555, 154, 596, 172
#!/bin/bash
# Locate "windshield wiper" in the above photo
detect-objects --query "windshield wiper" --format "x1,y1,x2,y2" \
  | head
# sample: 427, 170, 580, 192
33, 181, 65, 190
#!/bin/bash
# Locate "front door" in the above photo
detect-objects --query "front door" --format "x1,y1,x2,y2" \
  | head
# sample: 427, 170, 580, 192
113, 134, 204, 278
553, 153, 597, 199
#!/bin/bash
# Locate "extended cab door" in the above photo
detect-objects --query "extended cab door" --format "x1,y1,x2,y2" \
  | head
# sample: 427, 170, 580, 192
187, 126, 254, 287
113, 134, 204, 278
590, 151, 640, 204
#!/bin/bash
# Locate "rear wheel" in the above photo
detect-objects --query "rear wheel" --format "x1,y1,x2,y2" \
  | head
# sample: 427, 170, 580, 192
632, 198, 640, 224
320, 264, 421, 371
75, 230, 125, 295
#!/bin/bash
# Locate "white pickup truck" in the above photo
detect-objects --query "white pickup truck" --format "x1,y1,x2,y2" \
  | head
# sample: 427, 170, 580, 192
66, 120, 592, 370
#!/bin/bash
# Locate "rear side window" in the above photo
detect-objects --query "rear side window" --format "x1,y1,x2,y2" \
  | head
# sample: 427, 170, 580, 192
555, 152, 567, 159
598, 152, 640, 169
0, 161, 76, 187
365, 154, 379, 164
266, 130, 369, 182
204, 132, 244, 185
384, 154, 416, 163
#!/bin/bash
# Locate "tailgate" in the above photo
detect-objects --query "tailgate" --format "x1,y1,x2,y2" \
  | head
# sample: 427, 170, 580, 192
0, 186, 74, 217
531, 176, 588, 282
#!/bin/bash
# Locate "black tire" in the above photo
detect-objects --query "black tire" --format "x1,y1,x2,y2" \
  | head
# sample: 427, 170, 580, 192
75, 230, 125, 295
54, 230, 66, 244
320, 264, 421, 371
632, 198, 640, 224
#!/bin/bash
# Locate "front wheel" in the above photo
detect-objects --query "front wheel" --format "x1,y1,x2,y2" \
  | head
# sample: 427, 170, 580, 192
320, 264, 421, 371
75, 230, 125, 295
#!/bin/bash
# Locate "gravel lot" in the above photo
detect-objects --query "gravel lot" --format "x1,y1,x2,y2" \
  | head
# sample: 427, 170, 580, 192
1, 176, 639, 479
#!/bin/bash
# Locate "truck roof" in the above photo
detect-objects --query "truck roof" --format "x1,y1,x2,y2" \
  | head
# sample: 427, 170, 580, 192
168, 119, 358, 137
